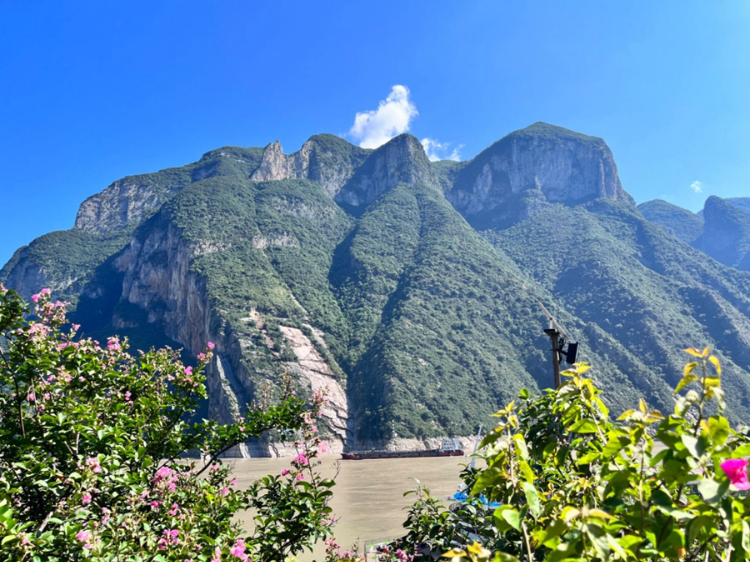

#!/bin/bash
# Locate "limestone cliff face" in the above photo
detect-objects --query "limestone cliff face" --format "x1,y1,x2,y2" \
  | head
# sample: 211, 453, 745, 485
74, 147, 265, 234
75, 178, 181, 234
448, 122, 634, 228
110, 220, 349, 457
251, 134, 370, 198
1, 247, 51, 301
334, 134, 436, 211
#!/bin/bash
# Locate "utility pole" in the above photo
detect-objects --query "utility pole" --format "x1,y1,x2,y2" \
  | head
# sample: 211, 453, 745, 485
544, 324, 562, 389
538, 302, 577, 390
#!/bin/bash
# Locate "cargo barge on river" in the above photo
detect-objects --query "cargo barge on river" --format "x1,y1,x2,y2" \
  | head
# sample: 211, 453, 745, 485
341, 438, 464, 460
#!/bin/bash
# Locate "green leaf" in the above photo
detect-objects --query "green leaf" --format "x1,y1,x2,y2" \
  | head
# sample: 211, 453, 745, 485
472, 467, 502, 495
708, 416, 730, 446
521, 481, 541, 519
681, 434, 704, 458
697, 478, 729, 505
568, 419, 599, 434
513, 434, 529, 461
501, 508, 521, 532
535, 518, 567, 547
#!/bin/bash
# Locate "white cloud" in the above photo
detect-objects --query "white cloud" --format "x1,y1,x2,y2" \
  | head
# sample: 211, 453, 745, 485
690, 181, 703, 193
349, 85, 418, 149
421, 138, 464, 162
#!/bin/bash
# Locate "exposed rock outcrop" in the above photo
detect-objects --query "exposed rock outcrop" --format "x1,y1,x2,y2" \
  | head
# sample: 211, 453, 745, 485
75, 178, 182, 234
251, 134, 371, 198
448, 122, 634, 228
334, 134, 436, 211
694, 196, 750, 270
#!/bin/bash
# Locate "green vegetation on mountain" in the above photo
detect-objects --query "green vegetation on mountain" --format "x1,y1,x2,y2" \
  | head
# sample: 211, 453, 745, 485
486, 198, 750, 423
0, 229, 131, 306
6, 126, 750, 447
637, 199, 704, 244
694, 195, 750, 270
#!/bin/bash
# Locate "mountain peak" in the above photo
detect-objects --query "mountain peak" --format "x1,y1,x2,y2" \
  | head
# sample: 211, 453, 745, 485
333, 132, 435, 213
508, 121, 604, 145
447, 122, 633, 229
694, 196, 750, 269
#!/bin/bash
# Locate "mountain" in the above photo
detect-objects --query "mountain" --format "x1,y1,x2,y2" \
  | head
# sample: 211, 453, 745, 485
638, 196, 750, 271
637, 199, 704, 244
693, 196, 750, 271
5, 122, 750, 454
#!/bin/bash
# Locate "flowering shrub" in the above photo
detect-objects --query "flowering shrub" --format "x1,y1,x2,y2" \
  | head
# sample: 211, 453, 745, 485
0, 286, 335, 561
393, 348, 750, 561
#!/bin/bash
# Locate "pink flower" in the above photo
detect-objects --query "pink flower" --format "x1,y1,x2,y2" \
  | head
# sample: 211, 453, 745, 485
86, 457, 102, 473
75, 530, 92, 543
27, 393, 35, 403
197, 353, 206, 361
41, 288, 51, 295
82, 492, 92, 505
296, 473, 304, 481
184, 366, 193, 376
219, 487, 229, 496
31, 293, 40, 303
230, 539, 248, 560
722, 459, 750, 490
293, 453, 309, 466
211, 546, 222, 562
169, 502, 179, 516
107, 337, 121, 351
319, 440, 329, 453
207, 341, 215, 349
281, 468, 290, 476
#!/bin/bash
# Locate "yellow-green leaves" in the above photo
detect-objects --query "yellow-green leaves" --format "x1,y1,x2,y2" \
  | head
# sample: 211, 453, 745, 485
684, 346, 710, 358
675, 362, 698, 394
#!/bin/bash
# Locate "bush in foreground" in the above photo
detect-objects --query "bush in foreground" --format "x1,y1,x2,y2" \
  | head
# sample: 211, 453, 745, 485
0, 286, 335, 561
392, 349, 750, 561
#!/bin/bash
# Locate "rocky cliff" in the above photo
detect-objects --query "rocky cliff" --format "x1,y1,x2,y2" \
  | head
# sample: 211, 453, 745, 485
6, 122, 750, 456
251, 134, 370, 198
448, 122, 634, 228
694, 196, 750, 270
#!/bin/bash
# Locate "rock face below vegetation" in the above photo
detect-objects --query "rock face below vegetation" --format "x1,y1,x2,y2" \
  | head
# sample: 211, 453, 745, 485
7, 122, 750, 456
447, 122, 633, 228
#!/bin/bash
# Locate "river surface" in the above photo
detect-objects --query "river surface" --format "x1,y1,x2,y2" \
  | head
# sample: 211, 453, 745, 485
229, 455, 470, 560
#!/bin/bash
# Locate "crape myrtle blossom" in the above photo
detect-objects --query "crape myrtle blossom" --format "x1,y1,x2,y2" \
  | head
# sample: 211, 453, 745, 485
0, 287, 337, 561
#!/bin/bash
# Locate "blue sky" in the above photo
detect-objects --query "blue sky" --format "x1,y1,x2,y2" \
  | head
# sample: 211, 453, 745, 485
1, 1, 749, 266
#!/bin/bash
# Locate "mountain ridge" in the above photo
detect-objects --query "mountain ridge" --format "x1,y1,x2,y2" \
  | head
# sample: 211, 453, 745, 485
5, 122, 750, 454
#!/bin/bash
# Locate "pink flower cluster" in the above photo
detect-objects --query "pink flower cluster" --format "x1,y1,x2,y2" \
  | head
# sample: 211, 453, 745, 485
229, 539, 249, 560
86, 456, 103, 474
157, 529, 180, 550
75, 530, 93, 550
153, 466, 179, 493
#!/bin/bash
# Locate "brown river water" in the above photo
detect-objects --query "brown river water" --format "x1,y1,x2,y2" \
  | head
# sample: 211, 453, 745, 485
228, 455, 471, 560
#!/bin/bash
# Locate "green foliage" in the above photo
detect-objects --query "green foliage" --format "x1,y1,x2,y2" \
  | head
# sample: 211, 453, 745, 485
695, 196, 750, 271
487, 199, 750, 424
0, 287, 334, 561
0, 229, 131, 306
395, 351, 750, 561
638, 199, 704, 244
